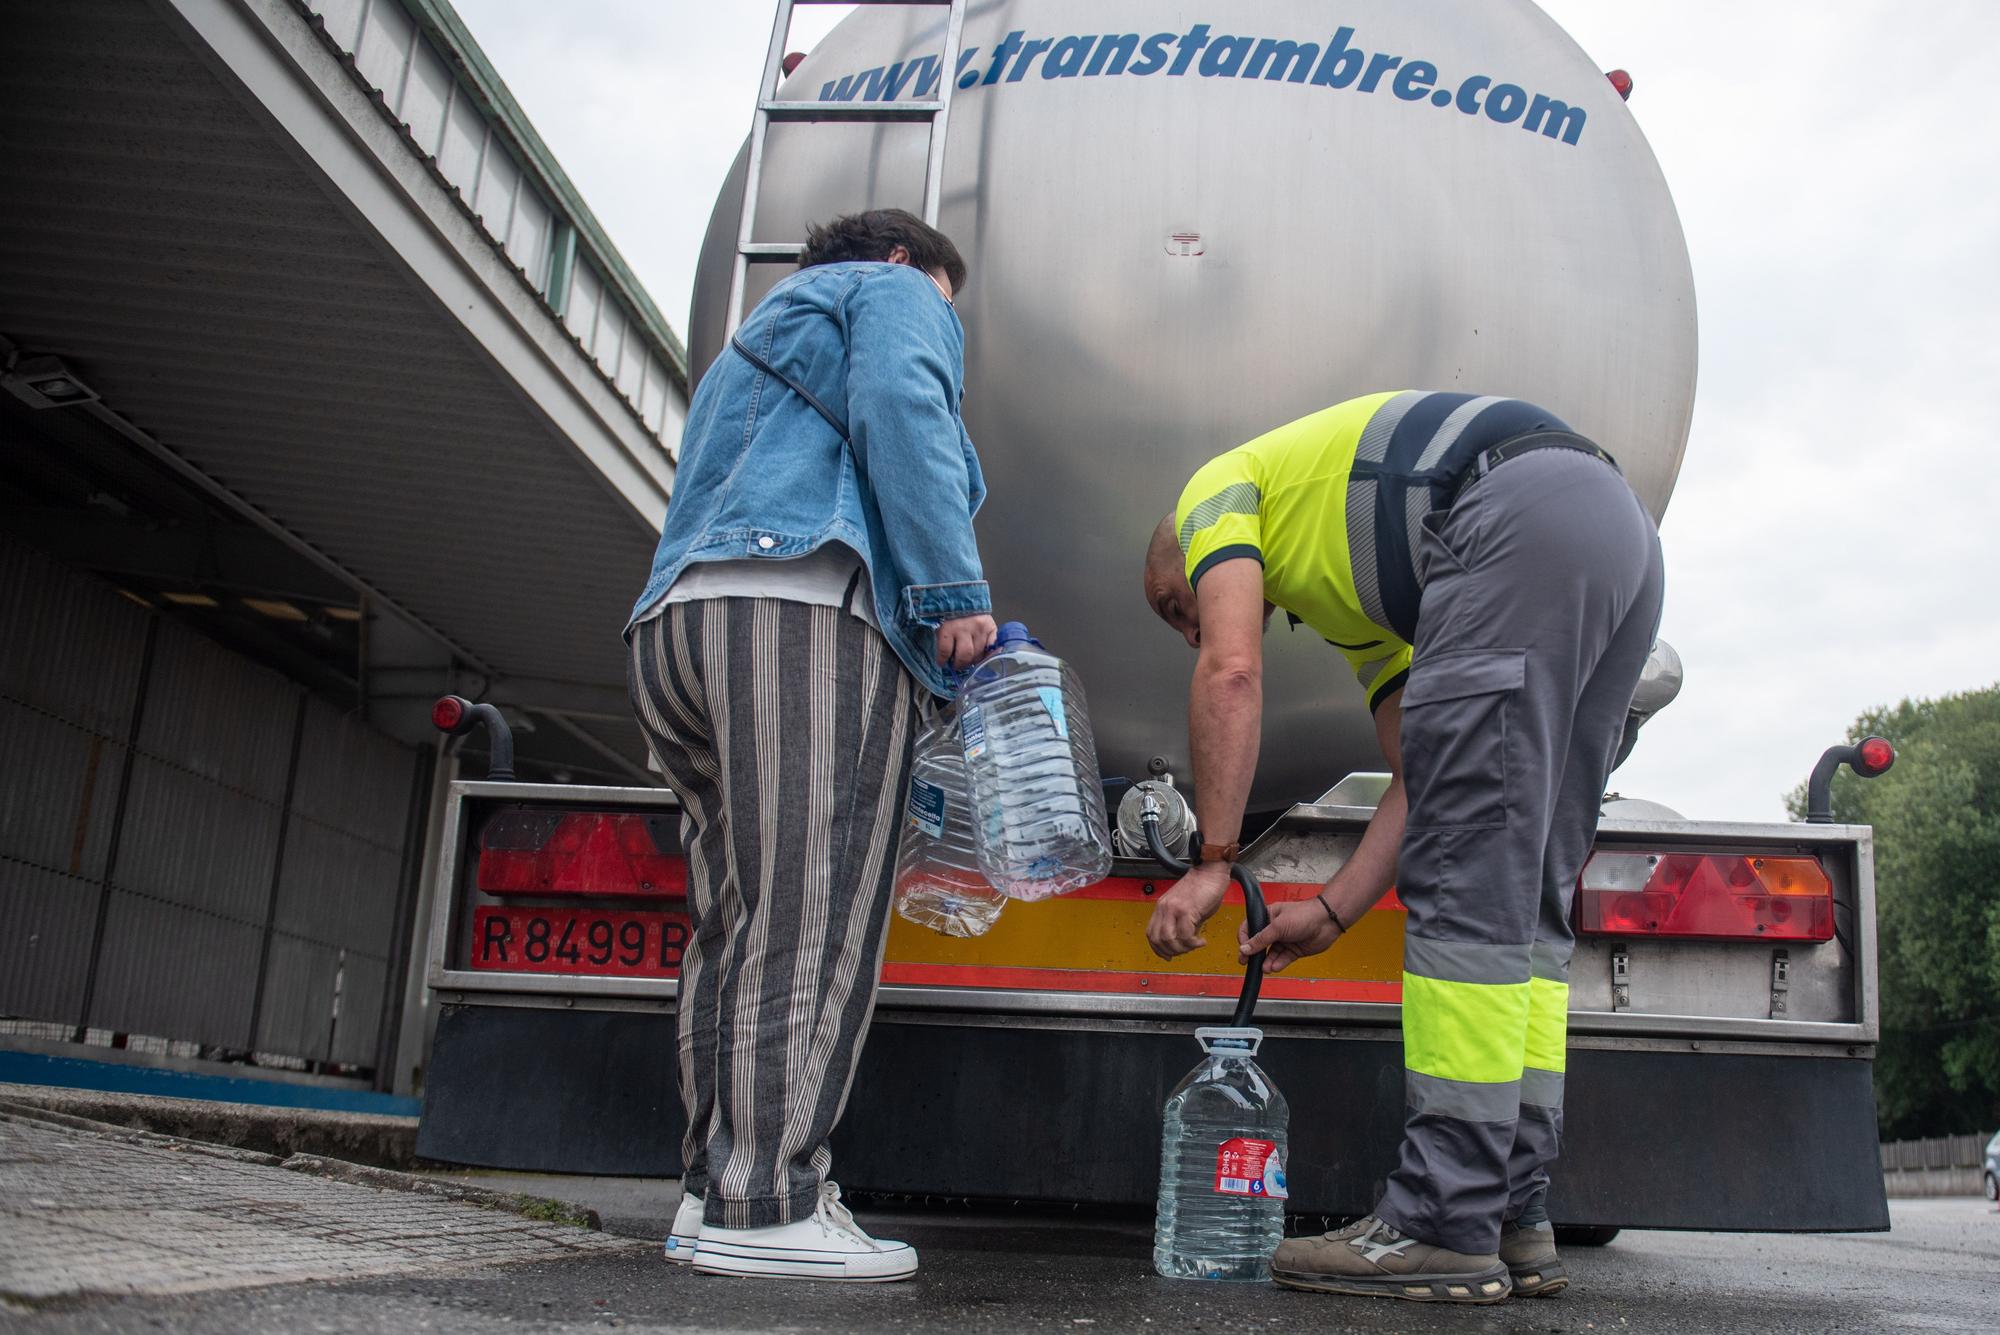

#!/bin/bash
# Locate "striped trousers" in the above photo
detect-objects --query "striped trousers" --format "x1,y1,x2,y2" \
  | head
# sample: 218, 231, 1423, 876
627, 597, 917, 1229
1375, 448, 1664, 1256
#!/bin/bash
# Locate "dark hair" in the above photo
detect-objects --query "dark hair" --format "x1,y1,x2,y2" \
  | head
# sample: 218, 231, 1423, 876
800, 208, 968, 294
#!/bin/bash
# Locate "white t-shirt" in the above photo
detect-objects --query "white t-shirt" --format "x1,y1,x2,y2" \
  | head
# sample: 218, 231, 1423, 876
637, 543, 877, 629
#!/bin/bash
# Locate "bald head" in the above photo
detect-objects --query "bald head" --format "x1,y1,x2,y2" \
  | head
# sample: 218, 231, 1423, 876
1146, 514, 1183, 589
1144, 513, 1200, 648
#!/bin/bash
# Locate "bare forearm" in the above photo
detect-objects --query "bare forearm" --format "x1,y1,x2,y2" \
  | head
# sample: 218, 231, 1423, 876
1189, 665, 1261, 845
1322, 772, 1406, 925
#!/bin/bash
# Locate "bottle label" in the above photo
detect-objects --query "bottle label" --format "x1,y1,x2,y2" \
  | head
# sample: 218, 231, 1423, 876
907, 777, 946, 839
1036, 686, 1069, 739
1213, 1138, 1288, 1199
960, 701, 987, 762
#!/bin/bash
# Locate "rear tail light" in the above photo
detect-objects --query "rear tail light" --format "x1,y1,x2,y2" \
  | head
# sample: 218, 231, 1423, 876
477, 810, 686, 897
1577, 852, 1833, 942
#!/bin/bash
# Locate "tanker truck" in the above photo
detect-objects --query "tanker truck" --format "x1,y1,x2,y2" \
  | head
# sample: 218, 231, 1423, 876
416, 0, 1894, 1237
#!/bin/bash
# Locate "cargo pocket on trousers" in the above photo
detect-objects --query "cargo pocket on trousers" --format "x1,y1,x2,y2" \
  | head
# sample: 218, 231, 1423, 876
1400, 648, 1525, 830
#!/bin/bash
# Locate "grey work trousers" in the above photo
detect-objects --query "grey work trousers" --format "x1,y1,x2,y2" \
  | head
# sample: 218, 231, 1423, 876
1372, 446, 1665, 1256
627, 598, 918, 1229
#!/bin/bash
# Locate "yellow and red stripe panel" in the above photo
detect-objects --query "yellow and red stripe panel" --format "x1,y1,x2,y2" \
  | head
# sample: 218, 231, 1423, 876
882, 876, 1407, 1003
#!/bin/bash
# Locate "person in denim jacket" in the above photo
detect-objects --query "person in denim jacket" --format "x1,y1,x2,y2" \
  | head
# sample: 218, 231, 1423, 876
625, 210, 991, 1283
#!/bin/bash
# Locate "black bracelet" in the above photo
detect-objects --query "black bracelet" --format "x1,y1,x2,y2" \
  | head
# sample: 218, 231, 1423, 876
1316, 894, 1347, 933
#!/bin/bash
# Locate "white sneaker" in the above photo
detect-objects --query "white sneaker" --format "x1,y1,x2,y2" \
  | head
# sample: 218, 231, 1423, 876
663, 1191, 703, 1264
693, 1182, 917, 1282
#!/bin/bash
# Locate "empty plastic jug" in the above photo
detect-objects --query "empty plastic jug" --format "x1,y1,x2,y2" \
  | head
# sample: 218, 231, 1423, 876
957, 622, 1112, 899
894, 705, 1005, 937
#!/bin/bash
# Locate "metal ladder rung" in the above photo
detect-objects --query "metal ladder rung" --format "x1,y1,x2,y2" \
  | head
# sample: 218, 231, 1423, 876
759, 100, 943, 124
727, 0, 968, 338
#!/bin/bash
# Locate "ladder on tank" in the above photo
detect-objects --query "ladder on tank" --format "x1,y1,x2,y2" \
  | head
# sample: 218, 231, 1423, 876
725, 0, 969, 337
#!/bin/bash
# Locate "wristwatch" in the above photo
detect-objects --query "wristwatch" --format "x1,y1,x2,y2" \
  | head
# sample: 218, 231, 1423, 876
1197, 840, 1242, 866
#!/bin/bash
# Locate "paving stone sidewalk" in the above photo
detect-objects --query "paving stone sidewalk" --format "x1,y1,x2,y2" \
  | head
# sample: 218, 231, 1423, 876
0, 1114, 642, 1305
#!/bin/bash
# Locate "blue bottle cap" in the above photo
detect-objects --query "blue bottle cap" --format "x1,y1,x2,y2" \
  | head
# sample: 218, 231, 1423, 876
996, 620, 1041, 649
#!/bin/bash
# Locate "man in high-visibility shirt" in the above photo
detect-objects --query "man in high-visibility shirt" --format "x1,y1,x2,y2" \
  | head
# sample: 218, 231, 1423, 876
1141, 390, 1664, 1304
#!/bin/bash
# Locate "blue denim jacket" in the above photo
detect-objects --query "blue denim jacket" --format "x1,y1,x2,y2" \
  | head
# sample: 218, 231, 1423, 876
626, 262, 988, 697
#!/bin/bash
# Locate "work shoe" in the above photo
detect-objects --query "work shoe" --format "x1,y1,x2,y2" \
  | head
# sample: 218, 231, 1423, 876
663, 1191, 703, 1264
1271, 1215, 1511, 1303
1499, 1219, 1568, 1297
693, 1182, 917, 1282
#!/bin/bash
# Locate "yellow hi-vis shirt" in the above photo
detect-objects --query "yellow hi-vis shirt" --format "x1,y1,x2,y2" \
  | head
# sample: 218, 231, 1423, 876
1175, 392, 1413, 710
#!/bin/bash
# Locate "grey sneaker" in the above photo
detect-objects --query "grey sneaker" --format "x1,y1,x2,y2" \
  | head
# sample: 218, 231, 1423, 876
1271, 1215, 1512, 1303
1498, 1219, 1568, 1297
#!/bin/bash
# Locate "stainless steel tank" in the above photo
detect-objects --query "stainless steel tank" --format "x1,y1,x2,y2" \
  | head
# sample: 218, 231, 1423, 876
690, 0, 1696, 811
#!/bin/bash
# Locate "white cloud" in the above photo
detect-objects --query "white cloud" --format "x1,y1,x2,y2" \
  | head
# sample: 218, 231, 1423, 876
457, 1, 2000, 821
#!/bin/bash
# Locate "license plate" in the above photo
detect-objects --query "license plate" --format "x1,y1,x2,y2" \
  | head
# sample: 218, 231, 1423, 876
470, 906, 689, 978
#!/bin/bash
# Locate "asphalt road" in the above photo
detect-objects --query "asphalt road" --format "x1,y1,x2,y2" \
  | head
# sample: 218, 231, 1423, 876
11, 1196, 1996, 1333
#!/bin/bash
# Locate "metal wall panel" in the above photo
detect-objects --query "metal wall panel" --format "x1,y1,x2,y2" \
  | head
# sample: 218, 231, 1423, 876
436, 80, 486, 187
312, 0, 366, 51
354, 0, 417, 102
112, 757, 281, 924
270, 817, 401, 960
0, 862, 98, 1022
400, 35, 453, 157
254, 932, 338, 1061
255, 697, 417, 1064
88, 888, 264, 1048
136, 630, 296, 802
0, 536, 147, 734
290, 699, 410, 847
330, 949, 388, 1066
0, 698, 118, 883
0, 533, 417, 1060
0, 535, 143, 1027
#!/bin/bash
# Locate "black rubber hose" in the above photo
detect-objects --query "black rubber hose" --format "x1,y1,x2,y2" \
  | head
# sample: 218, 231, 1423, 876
1143, 811, 1189, 875
1141, 811, 1267, 1028
1230, 863, 1267, 1030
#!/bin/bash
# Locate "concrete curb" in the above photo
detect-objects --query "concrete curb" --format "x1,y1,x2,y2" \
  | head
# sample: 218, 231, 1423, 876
0, 1102, 601, 1232
0, 1103, 284, 1166
0, 1081, 416, 1167
281, 1154, 603, 1230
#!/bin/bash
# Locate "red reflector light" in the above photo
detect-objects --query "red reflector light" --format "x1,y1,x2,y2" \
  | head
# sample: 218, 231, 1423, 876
432, 696, 465, 731
1577, 852, 1833, 942
1856, 736, 1895, 777
477, 810, 687, 897
1606, 68, 1633, 100
782, 51, 806, 76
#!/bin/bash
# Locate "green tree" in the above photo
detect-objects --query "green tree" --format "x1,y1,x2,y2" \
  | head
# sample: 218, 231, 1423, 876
1787, 684, 2000, 1138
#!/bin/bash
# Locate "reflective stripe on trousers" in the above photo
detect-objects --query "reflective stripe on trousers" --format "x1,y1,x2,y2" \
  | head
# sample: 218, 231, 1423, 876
1372, 447, 1664, 1257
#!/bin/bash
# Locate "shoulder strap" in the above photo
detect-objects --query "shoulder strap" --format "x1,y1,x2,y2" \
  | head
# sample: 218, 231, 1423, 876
730, 334, 850, 442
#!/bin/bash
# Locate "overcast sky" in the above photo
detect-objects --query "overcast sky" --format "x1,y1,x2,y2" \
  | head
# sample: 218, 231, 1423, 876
453, 1, 2000, 822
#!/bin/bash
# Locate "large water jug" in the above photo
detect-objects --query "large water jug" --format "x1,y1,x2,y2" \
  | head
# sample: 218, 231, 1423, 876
957, 622, 1112, 899
1154, 1027, 1291, 1281
893, 706, 1005, 937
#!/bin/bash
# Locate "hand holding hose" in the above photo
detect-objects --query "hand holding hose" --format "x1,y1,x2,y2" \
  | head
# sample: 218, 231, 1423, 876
1241, 896, 1344, 974
1138, 797, 1268, 1028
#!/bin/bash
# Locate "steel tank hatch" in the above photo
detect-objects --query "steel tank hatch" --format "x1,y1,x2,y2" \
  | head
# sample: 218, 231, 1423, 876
690, 1, 1697, 812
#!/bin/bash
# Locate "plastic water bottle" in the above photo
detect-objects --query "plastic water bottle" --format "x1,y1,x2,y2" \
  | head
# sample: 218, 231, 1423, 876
1154, 1027, 1291, 1281
894, 706, 1005, 937
957, 622, 1112, 900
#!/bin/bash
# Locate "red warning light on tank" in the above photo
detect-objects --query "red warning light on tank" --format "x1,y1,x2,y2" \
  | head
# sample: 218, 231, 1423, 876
782, 51, 806, 76
1606, 69, 1634, 101
1855, 736, 1895, 778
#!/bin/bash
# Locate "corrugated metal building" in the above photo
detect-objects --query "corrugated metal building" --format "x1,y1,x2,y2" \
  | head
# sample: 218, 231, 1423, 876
0, 0, 686, 1095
